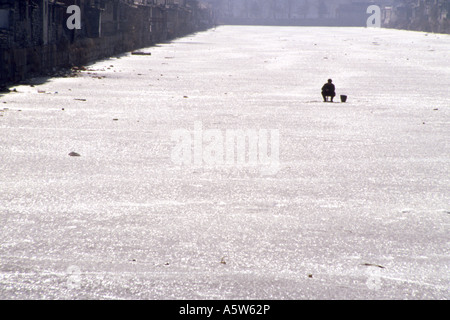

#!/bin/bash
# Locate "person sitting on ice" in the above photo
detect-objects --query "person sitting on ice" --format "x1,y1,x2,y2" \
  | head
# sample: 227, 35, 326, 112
321, 79, 336, 102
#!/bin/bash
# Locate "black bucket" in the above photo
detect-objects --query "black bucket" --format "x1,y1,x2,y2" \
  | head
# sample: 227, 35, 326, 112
340, 95, 348, 103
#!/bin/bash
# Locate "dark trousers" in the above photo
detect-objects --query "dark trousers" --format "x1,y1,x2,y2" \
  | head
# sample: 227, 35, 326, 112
322, 92, 335, 101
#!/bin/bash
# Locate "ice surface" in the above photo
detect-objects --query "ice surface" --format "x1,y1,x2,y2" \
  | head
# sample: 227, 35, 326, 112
0, 26, 449, 299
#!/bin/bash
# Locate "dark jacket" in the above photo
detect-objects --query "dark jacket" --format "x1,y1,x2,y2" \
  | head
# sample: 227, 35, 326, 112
322, 83, 335, 96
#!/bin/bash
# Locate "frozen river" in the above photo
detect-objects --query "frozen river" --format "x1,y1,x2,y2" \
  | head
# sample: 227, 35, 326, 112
0, 26, 449, 299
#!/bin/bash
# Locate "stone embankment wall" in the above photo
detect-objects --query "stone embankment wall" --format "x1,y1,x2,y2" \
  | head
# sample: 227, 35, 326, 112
382, 0, 449, 34
0, 0, 214, 87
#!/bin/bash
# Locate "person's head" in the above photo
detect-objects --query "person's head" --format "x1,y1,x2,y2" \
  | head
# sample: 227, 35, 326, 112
328, 79, 332, 83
